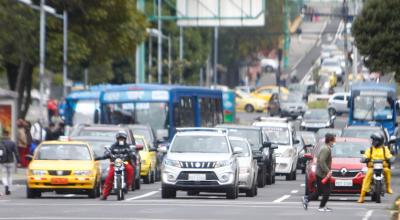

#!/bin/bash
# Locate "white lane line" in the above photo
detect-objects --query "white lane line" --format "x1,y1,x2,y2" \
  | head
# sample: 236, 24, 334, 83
339, 197, 348, 201
362, 210, 374, 220
300, 184, 305, 187
125, 191, 159, 201
64, 194, 75, 197
291, 190, 298, 194
273, 195, 291, 203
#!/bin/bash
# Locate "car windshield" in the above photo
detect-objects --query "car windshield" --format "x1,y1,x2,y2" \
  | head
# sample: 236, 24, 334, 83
304, 110, 329, 120
171, 136, 229, 153
78, 129, 117, 138
84, 141, 114, 157
225, 128, 260, 150
229, 139, 250, 157
262, 127, 290, 145
353, 95, 393, 121
317, 129, 342, 139
36, 144, 91, 160
299, 132, 317, 146
332, 141, 369, 158
130, 127, 153, 144
104, 102, 168, 131
342, 128, 385, 140
280, 93, 303, 103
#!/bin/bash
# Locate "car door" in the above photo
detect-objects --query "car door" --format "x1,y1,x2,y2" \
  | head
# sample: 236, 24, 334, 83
332, 94, 346, 112
235, 92, 245, 111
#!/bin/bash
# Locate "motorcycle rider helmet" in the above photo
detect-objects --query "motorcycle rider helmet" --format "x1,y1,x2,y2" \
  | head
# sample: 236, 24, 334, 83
115, 130, 128, 145
370, 132, 384, 147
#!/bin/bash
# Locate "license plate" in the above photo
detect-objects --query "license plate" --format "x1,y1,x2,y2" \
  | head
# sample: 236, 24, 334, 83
188, 174, 206, 181
51, 178, 68, 185
335, 179, 353, 187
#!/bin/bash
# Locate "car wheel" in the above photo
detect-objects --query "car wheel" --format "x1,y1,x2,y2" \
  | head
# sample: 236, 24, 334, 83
245, 104, 255, 113
143, 170, 151, 184
27, 186, 41, 198
293, 170, 297, 181
135, 176, 141, 190
161, 185, 176, 199
226, 186, 237, 200
266, 168, 273, 185
257, 167, 266, 188
246, 178, 257, 197
88, 181, 99, 198
150, 169, 156, 184
285, 173, 292, 181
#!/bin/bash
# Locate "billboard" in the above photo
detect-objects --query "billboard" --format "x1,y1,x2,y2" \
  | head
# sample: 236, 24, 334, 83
177, 0, 265, 27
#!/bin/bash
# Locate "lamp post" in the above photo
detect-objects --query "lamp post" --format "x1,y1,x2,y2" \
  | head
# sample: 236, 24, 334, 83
147, 29, 171, 84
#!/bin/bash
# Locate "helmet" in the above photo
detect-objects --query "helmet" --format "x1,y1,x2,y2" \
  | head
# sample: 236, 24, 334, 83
115, 130, 128, 140
370, 132, 384, 147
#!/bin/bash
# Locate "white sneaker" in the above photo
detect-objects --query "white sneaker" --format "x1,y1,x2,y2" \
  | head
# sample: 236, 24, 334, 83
318, 207, 332, 212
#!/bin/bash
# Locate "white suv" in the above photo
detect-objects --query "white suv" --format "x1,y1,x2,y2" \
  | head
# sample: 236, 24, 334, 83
161, 128, 241, 199
253, 119, 299, 181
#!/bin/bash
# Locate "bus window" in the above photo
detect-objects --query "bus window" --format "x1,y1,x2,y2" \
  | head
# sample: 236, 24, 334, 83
174, 97, 195, 127
73, 100, 99, 125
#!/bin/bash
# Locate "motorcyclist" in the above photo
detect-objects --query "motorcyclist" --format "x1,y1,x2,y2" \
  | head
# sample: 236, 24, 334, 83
358, 132, 395, 203
100, 130, 135, 200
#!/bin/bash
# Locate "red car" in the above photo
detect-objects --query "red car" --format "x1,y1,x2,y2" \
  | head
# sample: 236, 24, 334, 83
304, 137, 370, 195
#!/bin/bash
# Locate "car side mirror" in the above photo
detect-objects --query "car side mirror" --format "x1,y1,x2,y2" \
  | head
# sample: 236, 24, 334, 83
25, 154, 33, 162
303, 153, 313, 160
360, 150, 365, 155
233, 147, 243, 155
262, 142, 271, 149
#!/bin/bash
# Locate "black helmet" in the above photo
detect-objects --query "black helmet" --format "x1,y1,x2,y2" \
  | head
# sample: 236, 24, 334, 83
370, 132, 384, 147
115, 130, 128, 140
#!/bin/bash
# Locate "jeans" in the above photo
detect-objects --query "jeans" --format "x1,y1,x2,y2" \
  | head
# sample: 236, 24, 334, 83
1, 163, 14, 188
307, 176, 332, 208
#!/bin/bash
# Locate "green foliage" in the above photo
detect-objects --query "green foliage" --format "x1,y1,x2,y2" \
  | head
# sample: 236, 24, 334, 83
353, 0, 400, 76
308, 100, 327, 109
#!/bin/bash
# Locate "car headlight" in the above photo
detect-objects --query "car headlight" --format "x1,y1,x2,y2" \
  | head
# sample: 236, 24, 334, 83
30, 170, 47, 176
215, 160, 232, 168
282, 148, 295, 157
164, 159, 181, 168
301, 122, 306, 126
361, 167, 368, 174
73, 170, 92, 176
311, 165, 316, 172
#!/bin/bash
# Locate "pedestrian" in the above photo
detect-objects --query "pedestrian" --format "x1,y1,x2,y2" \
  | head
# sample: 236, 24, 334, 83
30, 121, 46, 155
45, 123, 58, 141
17, 119, 29, 167
0, 130, 21, 195
302, 133, 335, 212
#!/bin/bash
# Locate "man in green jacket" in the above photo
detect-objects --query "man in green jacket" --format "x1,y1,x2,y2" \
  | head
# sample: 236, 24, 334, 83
302, 133, 335, 212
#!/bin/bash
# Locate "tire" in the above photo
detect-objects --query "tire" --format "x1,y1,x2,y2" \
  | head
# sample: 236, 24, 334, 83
301, 167, 306, 174
135, 175, 141, 190
246, 181, 257, 197
257, 167, 266, 188
375, 181, 382, 203
226, 187, 237, 200
293, 170, 297, 181
266, 168, 273, 185
155, 167, 161, 182
116, 175, 124, 201
26, 186, 41, 198
88, 181, 99, 198
143, 170, 151, 184
255, 184, 258, 196
328, 108, 336, 116
150, 169, 156, 184
245, 104, 255, 113
161, 185, 176, 199
286, 173, 292, 181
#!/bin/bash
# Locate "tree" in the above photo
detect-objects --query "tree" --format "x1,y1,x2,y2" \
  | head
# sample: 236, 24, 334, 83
352, 0, 400, 77
0, 0, 147, 119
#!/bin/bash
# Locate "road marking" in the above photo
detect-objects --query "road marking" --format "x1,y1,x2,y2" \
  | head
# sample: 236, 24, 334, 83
300, 184, 305, 187
291, 190, 298, 194
64, 194, 75, 198
273, 195, 291, 203
339, 197, 348, 201
126, 191, 159, 201
362, 210, 374, 220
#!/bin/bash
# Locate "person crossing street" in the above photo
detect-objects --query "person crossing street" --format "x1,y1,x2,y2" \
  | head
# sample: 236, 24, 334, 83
0, 130, 21, 195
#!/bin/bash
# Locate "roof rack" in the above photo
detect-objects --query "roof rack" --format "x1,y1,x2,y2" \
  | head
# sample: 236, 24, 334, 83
176, 127, 228, 134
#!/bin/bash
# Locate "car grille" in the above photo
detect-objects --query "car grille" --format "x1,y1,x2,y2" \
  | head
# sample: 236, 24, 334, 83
332, 170, 359, 178
180, 161, 216, 169
177, 171, 219, 181
48, 170, 71, 176
176, 181, 219, 186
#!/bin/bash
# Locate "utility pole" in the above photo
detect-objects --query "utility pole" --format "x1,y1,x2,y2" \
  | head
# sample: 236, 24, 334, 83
168, 35, 172, 84
343, 0, 349, 91
179, 27, 184, 83
283, 0, 290, 71
39, 0, 46, 124
157, 0, 163, 84
62, 10, 68, 98
213, 27, 219, 85
148, 36, 152, 83
136, 0, 145, 83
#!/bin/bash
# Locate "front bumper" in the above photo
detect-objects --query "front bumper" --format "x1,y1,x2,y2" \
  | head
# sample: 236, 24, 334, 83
27, 175, 96, 189
275, 157, 294, 174
307, 172, 365, 194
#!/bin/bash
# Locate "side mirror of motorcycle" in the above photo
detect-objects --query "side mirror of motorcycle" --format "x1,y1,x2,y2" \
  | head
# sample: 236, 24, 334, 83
360, 150, 365, 155
132, 144, 144, 151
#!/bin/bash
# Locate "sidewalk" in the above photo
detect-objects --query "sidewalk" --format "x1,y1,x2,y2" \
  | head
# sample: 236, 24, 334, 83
0, 167, 27, 186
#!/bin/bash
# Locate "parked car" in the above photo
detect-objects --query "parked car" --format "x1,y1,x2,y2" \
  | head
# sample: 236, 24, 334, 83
160, 128, 240, 199
304, 137, 370, 196
279, 92, 308, 119
26, 141, 101, 198
253, 119, 299, 181
69, 124, 141, 190
229, 137, 258, 197
300, 109, 336, 132
135, 135, 158, 184
235, 90, 268, 113
316, 128, 343, 141
328, 92, 350, 115
216, 124, 277, 187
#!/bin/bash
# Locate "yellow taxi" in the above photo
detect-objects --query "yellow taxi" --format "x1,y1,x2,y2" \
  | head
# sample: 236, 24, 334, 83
27, 141, 101, 198
235, 90, 268, 112
135, 135, 157, 184
250, 85, 289, 102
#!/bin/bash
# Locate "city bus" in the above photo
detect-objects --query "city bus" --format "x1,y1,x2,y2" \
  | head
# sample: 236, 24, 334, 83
64, 90, 102, 126
99, 84, 224, 141
348, 82, 398, 146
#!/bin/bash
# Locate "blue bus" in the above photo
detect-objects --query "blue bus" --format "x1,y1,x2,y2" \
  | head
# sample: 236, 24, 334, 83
348, 82, 398, 140
100, 84, 224, 141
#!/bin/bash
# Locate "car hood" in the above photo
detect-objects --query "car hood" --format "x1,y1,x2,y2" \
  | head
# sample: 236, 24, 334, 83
331, 157, 365, 170
29, 160, 95, 170
167, 153, 232, 162
238, 157, 253, 167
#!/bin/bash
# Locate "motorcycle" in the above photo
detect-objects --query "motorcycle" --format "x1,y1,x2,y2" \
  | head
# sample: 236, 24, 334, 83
370, 159, 384, 203
105, 147, 129, 201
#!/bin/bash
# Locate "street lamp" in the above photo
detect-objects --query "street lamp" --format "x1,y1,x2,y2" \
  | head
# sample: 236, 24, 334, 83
146, 28, 172, 84
16, 0, 68, 124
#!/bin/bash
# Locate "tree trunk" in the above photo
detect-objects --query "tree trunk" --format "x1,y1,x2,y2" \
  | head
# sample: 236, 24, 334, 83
5, 62, 18, 91
20, 64, 33, 119
16, 60, 26, 119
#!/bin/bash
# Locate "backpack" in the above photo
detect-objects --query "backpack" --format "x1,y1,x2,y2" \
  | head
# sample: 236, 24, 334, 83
0, 141, 9, 163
